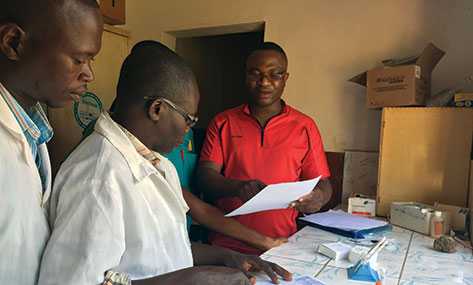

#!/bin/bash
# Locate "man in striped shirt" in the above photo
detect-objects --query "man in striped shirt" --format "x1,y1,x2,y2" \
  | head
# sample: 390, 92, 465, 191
0, 1, 103, 284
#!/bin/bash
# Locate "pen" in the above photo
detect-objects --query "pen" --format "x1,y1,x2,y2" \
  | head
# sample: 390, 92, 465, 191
353, 237, 387, 272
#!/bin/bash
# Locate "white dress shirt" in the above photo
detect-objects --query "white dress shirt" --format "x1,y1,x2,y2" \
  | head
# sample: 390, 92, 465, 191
0, 83, 51, 285
39, 112, 193, 284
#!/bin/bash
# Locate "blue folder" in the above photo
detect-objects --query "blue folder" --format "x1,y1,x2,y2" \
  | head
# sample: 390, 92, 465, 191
299, 219, 392, 239
298, 210, 392, 239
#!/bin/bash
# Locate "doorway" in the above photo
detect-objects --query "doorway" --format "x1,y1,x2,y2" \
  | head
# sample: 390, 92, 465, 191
174, 28, 264, 131
171, 25, 264, 241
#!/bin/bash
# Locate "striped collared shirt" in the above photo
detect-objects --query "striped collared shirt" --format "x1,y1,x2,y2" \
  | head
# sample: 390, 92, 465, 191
0, 82, 53, 190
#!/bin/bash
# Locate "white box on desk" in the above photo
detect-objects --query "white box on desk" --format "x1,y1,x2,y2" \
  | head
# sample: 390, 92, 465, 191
348, 196, 376, 217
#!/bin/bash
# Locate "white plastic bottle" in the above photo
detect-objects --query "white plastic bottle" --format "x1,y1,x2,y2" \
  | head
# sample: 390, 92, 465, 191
430, 211, 444, 239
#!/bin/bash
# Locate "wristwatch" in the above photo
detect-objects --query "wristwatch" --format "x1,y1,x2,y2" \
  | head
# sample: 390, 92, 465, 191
103, 271, 131, 285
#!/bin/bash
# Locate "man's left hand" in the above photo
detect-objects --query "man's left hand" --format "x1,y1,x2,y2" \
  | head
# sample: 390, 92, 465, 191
288, 179, 332, 214
288, 189, 325, 213
221, 251, 293, 284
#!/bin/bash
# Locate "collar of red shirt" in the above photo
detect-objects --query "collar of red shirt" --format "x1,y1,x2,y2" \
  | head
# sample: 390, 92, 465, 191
241, 100, 290, 117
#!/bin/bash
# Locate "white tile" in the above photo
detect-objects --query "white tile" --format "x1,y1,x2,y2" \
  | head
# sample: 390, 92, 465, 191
384, 278, 400, 285
316, 265, 387, 285
262, 239, 331, 264
292, 226, 348, 243
402, 254, 465, 284
260, 254, 326, 277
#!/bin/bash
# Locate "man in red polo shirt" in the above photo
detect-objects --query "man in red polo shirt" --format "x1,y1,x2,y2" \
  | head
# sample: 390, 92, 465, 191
197, 42, 333, 254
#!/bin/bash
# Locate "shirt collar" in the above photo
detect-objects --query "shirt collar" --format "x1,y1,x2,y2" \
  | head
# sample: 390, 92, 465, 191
241, 100, 290, 116
117, 124, 161, 168
94, 112, 158, 182
0, 82, 53, 145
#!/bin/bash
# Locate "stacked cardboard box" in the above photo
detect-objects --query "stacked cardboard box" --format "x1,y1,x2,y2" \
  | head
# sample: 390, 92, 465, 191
350, 44, 473, 217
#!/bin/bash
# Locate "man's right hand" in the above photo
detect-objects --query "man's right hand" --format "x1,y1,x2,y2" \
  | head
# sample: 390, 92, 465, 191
191, 266, 254, 285
132, 266, 254, 285
236, 180, 266, 202
260, 237, 288, 251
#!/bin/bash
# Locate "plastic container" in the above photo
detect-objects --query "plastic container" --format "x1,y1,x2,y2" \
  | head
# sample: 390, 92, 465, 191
430, 211, 444, 239
441, 211, 451, 235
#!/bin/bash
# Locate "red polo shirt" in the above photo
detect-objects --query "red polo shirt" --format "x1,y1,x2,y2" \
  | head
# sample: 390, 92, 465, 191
200, 103, 330, 254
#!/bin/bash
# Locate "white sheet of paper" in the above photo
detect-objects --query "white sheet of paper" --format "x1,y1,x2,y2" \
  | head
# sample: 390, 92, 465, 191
299, 209, 388, 231
225, 176, 321, 217
256, 276, 326, 285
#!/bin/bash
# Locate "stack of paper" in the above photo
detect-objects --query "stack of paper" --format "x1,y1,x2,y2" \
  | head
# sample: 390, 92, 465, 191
317, 242, 352, 260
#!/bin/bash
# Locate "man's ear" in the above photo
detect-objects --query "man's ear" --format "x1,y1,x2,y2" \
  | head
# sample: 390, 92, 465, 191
0, 23, 26, 61
283, 72, 290, 83
148, 99, 162, 122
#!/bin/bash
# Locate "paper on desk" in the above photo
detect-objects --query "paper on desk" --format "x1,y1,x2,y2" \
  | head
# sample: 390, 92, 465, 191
225, 176, 321, 217
299, 210, 387, 231
256, 276, 326, 285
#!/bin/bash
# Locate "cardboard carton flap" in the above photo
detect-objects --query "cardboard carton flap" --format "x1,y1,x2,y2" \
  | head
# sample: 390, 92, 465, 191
415, 43, 445, 74
349, 72, 367, 87
349, 43, 445, 88
381, 43, 444, 72
382, 55, 419, 67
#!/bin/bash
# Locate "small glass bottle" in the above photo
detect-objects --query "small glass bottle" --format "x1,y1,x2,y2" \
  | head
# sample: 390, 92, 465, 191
430, 211, 444, 239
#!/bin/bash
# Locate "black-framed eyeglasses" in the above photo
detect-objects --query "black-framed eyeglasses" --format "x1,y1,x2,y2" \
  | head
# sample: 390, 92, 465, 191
246, 70, 287, 82
144, 96, 198, 128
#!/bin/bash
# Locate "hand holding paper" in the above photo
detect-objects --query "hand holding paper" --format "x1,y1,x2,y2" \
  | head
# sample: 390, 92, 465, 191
225, 176, 321, 217
236, 179, 267, 202
288, 188, 326, 214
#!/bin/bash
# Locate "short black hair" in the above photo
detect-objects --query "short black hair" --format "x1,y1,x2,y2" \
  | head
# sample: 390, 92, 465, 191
0, 0, 99, 25
115, 40, 195, 110
0, 0, 100, 44
248, 41, 288, 63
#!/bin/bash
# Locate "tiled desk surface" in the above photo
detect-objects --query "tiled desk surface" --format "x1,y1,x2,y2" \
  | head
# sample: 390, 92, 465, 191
258, 226, 473, 285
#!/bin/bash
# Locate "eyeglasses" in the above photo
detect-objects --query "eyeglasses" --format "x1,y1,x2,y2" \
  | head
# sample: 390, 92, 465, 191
144, 96, 199, 128
246, 70, 287, 82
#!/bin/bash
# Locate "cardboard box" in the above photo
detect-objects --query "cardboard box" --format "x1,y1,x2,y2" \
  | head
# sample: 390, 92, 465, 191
376, 108, 473, 216
350, 43, 445, 108
342, 151, 378, 204
99, 0, 125, 25
348, 196, 376, 217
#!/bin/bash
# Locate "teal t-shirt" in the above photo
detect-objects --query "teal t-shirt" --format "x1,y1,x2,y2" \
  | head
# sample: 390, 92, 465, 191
165, 130, 197, 231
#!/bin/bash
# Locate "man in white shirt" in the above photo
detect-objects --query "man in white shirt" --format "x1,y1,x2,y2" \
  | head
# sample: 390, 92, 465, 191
0, 1, 103, 284
39, 41, 292, 285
